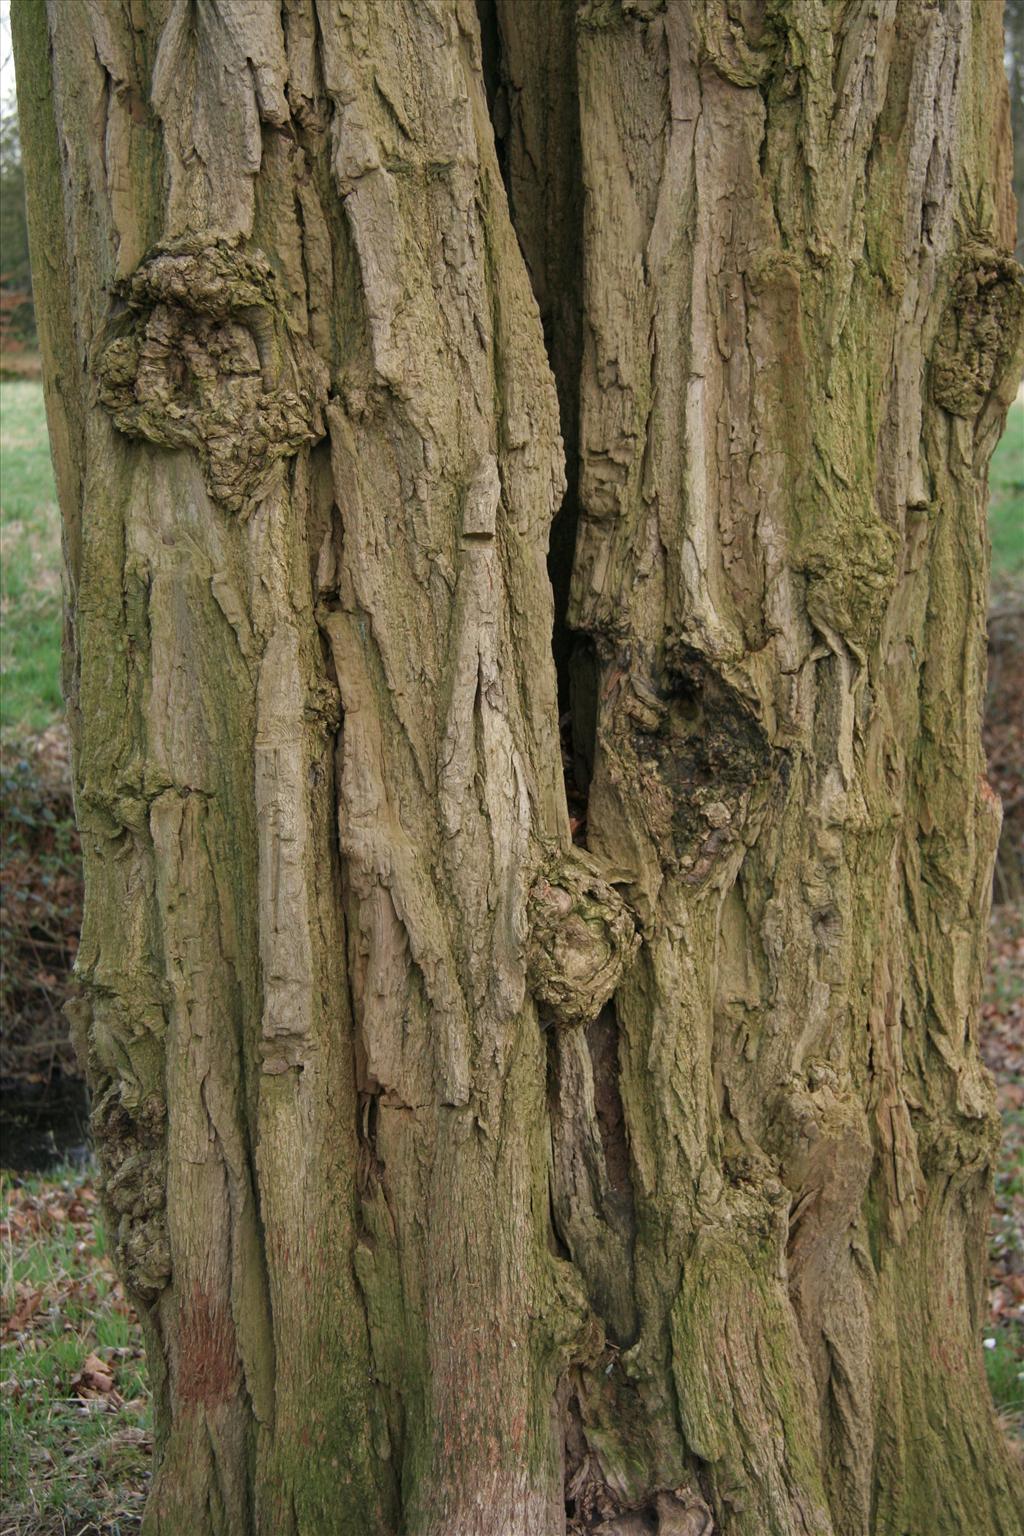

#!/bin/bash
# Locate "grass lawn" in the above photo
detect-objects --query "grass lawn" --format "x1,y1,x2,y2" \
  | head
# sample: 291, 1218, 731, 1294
0, 381, 62, 737
991, 397, 1024, 586
0, 1168, 151, 1535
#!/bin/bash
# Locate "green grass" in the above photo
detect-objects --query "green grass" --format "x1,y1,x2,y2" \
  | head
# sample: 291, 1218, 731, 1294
984, 1319, 1024, 1439
990, 397, 1024, 584
1, 1165, 150, 1534
0, 380, 62, 737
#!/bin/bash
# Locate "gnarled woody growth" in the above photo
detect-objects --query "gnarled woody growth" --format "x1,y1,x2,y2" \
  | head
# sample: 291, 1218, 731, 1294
12, 0, 1024, 1533
97, 241, 329, 514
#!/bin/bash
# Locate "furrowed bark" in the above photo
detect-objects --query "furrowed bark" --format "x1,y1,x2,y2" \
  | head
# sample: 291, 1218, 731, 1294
13, 1, 1024, 1534
494, 2, 1024, 1532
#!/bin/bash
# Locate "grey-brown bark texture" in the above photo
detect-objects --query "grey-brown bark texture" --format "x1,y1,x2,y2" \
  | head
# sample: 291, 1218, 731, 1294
12, 0, 1024, 1532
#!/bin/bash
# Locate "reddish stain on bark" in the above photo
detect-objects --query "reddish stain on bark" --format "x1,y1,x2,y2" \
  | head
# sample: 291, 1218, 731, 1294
979, 775, 1001, 813
175, 1286, 239, 1408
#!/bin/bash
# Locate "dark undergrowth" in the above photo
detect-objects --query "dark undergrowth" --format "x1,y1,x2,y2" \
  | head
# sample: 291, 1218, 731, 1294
1, 732, 82, 1087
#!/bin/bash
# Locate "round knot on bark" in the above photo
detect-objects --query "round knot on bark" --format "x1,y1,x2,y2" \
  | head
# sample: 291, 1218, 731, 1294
932, 246, 1024, 418
602, 651, 775, 876
526, 849, 639, 1029
92, 1081, 171, 1301
97, 237, 329, 514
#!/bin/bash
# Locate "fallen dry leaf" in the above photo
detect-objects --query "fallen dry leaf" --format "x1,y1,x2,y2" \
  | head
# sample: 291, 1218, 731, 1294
71, 1351, 122, 1404
1, 1285, 44, 1338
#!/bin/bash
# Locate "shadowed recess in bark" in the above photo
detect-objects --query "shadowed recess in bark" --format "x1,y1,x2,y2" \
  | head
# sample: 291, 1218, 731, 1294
563, 1383, 716, 1536
476, 0, 585, 712
547, 1002, 638, 1351
598, 649, 775, 875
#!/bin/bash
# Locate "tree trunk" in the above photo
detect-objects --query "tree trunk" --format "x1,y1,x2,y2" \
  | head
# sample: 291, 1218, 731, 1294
12, 1, 1024, 1533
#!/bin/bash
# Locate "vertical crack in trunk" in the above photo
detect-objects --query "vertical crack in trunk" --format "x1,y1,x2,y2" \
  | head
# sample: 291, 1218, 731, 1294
585, 1005, 636, 1278
484, 1, 1024, 1532
478, 0, 585, 715
547, 1001, 639, 1351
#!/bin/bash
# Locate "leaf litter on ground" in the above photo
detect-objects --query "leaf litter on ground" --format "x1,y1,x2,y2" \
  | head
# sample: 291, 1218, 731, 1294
0, 1168, 150, 1535
981, 903, 1024, 1450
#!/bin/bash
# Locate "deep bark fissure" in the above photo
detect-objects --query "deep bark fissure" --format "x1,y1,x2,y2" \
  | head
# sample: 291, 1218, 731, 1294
475, 0, 508, 189
477, 0, 585, 717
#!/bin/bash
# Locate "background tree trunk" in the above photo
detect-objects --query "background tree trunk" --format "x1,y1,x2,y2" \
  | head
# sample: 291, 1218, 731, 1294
13, 1, 1024, 1533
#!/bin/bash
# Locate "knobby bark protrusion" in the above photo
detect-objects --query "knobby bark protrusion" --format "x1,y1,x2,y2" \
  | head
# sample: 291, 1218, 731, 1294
527, 848, 639, 1029
96, 239, 329, 514
932, 243, 1024, 419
